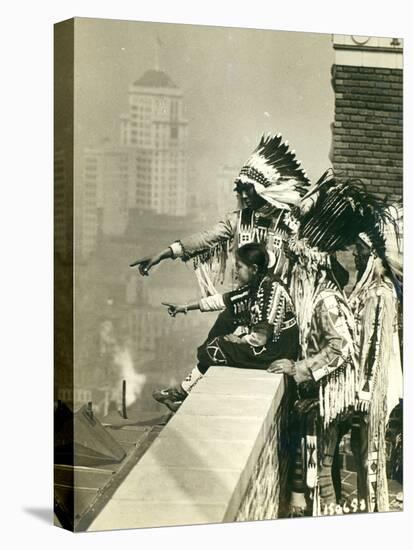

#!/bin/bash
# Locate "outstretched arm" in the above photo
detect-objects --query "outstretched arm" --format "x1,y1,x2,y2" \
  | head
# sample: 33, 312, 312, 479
161, 300, 201, 317
173, 212, 237, 259
130, 212, 237, 276
130, 247, 173, 276
162, 293, 226, 317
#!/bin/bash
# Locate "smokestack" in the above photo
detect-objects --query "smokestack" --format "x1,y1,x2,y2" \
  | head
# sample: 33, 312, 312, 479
122, 380, 128, 419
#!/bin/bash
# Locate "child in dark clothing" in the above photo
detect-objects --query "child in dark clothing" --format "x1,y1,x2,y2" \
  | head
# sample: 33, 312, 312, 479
153, 242, 300, 412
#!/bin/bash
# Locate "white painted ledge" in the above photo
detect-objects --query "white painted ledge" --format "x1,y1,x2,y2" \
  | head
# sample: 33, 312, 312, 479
332, 34, 403, 69
88, 367, 285, 531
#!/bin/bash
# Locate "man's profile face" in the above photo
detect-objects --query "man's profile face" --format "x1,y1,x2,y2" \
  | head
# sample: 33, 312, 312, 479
353, 240, 371, 280
235, 181, 267, 210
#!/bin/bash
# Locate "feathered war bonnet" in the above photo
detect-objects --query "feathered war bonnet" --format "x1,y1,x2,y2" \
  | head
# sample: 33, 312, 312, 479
357, 202, 403, 299
234, 133, 311, 210
290, 169, 402, 293
345, 193, 403, 503
296, 170, 382, 251
290, 171, 402, 437
286, 169, 396, 272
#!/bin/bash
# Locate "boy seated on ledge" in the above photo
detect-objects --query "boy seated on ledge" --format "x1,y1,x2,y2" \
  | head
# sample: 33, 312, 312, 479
153, 242, 300, 412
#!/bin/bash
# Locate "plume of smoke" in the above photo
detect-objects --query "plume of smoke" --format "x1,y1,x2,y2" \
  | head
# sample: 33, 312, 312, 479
114, 347, 147, 406
99, 320, 147, 408
99, 320, 117, 353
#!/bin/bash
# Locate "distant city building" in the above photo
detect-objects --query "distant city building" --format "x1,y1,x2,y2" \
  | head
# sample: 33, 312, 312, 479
120, 69, 189, 217
82, 143, 136, 245
125, 273, 149, 306
79, 147, 101, 258
79, 69, 190, 258
216, 165, 239, 214
185, 166, 210, 222
54, 149, 72, 263
57, 387, 93, 411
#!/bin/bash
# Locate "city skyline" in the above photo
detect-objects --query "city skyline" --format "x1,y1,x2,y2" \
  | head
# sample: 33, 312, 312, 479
78, 65, 191, 260
74, 19, 335, 196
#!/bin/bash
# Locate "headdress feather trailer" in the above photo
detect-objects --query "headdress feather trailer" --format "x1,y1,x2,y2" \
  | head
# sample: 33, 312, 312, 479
288, 170, 401, 426
192, 133, 311, 295
348, 200, 402, 512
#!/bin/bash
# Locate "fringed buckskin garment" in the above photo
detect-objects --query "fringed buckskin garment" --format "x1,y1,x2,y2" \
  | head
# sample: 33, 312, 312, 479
168, 133, 310, 295
284, 171, 396, 517
349, 208, 403, 512
170, 206, 296, 295
288, 272, 357, 516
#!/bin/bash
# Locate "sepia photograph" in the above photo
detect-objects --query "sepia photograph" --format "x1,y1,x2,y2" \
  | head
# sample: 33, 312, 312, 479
53, 17, 403, 532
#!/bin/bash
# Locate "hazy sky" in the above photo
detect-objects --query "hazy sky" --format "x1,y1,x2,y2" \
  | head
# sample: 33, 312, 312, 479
74, 17, 335, 188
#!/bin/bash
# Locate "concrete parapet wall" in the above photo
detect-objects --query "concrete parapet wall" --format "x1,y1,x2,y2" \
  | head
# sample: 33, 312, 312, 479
89, 367, 285, 531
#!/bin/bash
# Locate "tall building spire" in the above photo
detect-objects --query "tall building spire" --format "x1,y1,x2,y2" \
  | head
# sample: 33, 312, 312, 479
154, 35, 163, 71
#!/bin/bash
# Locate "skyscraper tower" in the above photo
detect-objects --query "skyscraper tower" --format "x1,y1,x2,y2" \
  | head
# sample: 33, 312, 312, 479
120, 68, 189, 216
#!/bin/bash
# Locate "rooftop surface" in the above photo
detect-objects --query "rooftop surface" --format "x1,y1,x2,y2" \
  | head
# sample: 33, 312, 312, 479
54, 410, 172, 531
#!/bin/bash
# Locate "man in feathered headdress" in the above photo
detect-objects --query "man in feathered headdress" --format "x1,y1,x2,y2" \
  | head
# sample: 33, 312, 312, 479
269, 172, 389, 516
130, 133, 310, 408
348, 203, 403, 512
131, 133, 309, 290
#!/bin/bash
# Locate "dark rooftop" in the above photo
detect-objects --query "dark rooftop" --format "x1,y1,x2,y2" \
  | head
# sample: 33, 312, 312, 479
54, 402, 172, 531
134, 69, 178, 89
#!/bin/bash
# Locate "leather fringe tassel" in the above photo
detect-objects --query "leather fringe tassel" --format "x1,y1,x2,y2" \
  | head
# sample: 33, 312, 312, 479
193, 241, 229, 296
319, 365, 357, 427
